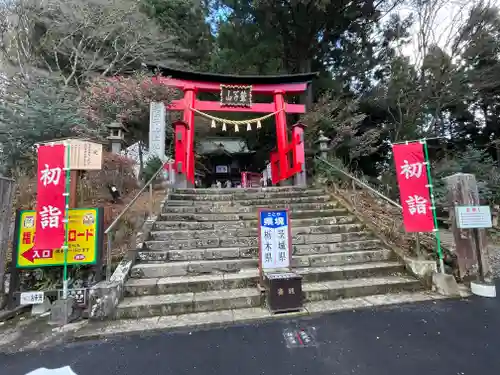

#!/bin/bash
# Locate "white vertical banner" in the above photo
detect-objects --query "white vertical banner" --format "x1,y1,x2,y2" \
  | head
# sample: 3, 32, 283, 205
266, 163, 272, 181
259, 210, 291, 270
149, 102, 166, 160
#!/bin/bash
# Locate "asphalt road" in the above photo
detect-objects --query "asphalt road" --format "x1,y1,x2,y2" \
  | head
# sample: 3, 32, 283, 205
1, 296, 499, 375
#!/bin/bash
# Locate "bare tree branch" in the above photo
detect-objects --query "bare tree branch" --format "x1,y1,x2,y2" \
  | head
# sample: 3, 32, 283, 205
0, 0, 187, 85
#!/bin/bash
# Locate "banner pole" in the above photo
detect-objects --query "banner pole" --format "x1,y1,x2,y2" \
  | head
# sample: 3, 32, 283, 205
63, 143, 71, 298
391, 137, 444, 145
422, 139, 445, 274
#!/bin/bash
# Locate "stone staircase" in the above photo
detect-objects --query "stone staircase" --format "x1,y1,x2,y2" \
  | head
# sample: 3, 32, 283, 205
118, 187, 425, 320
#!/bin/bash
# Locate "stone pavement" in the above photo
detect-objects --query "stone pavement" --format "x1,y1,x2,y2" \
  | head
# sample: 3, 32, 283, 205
3, 291, 500, 375
0, 314, 86, 354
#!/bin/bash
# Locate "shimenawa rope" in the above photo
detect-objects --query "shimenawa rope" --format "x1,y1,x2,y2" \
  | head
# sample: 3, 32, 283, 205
189, 107, 283, 126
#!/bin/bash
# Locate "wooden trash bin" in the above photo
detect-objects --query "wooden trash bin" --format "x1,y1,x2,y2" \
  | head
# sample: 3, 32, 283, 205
264, 272, 303, 313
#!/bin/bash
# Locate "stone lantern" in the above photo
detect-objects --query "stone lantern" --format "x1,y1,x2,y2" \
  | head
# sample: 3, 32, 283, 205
316, 130, 330, 159
107, 122, 128, 153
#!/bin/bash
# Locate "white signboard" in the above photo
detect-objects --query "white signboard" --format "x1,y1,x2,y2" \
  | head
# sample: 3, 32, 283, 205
20, 291, 45, 305
456, 205, 492, 229
41, 139, 103, 170
215, 165, 228, 173
259, 210, 290, 270
26, 366, 78, 375
149, 102, 166, 160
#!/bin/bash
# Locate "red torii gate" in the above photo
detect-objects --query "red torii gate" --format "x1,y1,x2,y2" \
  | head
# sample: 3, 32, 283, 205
149, 65, 317, 187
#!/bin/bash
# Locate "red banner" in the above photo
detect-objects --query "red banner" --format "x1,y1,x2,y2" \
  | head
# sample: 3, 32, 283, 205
33, 144, 67, 250
393, 142, 435, 232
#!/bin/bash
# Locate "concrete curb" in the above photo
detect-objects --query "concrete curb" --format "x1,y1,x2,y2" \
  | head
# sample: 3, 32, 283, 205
71, 292, 461, 343
71, 310, 311, 342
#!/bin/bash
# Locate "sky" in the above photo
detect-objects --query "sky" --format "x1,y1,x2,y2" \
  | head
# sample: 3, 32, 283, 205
394, 0, 500, 63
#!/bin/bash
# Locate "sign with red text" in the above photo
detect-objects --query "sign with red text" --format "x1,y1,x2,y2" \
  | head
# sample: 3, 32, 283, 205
456, 206, 492, 229
392, 142, 435, 232
33, 144, 67, 250
16, 208, 103, 268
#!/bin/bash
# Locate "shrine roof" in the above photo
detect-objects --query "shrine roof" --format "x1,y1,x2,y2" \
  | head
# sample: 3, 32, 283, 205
197, 137, 255, 155
146, 64, 319, 85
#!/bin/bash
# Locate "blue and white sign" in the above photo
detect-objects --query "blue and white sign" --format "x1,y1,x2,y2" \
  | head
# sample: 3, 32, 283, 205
259, 210, 291, 270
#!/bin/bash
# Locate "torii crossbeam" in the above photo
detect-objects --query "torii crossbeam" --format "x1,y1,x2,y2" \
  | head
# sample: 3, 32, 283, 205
148, 65, 318, 187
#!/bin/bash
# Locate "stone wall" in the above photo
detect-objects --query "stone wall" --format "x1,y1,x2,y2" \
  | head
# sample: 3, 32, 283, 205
88, 259, 132, 320
88, 192, 169, 320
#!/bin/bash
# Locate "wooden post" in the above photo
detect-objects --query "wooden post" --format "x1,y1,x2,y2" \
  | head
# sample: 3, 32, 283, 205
0, 178, 13, 308
69, 170, 80, 208
443, 173, 493, 282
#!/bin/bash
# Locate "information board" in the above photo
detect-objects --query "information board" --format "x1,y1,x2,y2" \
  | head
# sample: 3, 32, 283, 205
40, 138, 103, 170
456, 205, 492, 229
67, 139, 103, 170
20, 291, 45, 305
258, 209, 291, 270
16, 208, 103, 268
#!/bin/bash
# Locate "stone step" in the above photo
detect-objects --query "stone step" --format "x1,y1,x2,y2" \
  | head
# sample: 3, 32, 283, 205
167, 195, 332, 205
145, 231, 373, 251
297, 261, 405, 283
116, 287, 261, 319
158, 208, 349, 222
172, 187, 324, 197
138, 246, 258, 263
293, 249, 394, 268
153, 215, 358, 231
149, 223, 365, 241
124, 262, 403, 297
303, 276, 422, 302
292, 239, 381, 255
133, 249, 391, 278
125, 269, 259, 296
130, 258, 259, 278
162, 201, 339, 214
118, 274, 421, 319
138, 239, 382, 263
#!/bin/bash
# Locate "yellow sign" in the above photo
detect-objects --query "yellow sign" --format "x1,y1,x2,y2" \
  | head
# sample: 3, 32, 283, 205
16, 208, 101, 268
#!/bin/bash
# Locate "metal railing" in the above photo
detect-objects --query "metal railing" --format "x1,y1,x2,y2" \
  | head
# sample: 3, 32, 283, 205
315, 156, 402, 209
315, 156, 431, 257
104, 162, 168, 281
